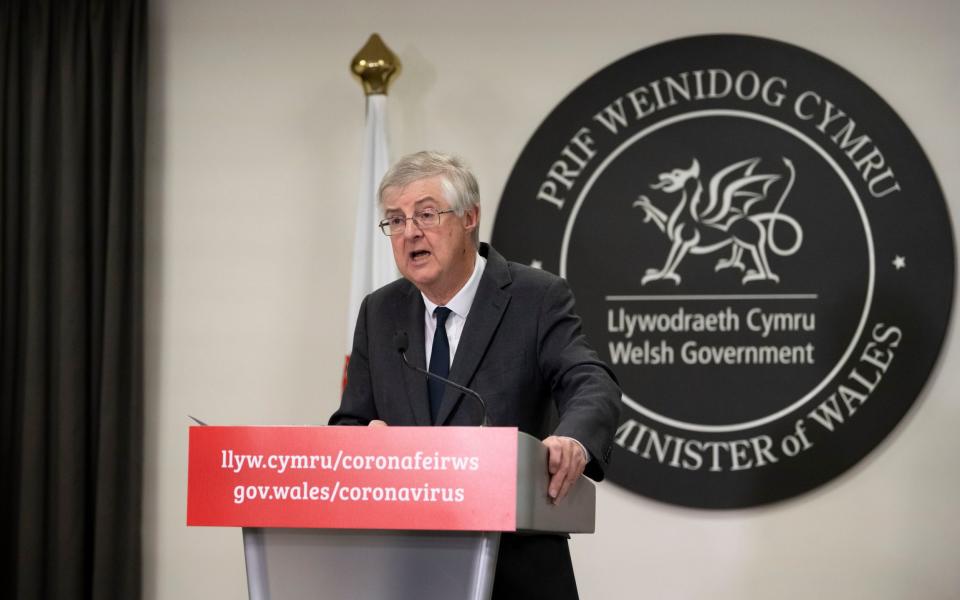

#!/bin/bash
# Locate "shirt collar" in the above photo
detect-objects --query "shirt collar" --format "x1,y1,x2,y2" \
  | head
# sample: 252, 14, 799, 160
422, 252, 487, 319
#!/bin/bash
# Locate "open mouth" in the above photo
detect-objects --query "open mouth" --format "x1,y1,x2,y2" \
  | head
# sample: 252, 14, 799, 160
410, 249, 431, 261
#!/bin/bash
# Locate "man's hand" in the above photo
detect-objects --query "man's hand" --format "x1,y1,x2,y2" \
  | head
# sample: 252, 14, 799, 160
368, 420, 388, 427
542, 436, 587, 505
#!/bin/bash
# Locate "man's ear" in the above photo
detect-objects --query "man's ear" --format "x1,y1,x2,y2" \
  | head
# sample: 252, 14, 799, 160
463, 205, 480, 231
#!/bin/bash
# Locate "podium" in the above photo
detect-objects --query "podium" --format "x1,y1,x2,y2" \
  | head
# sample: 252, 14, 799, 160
187, 427, 595, 600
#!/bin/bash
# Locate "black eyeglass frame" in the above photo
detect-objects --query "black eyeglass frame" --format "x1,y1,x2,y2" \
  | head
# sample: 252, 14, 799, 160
378, 209, 455, 236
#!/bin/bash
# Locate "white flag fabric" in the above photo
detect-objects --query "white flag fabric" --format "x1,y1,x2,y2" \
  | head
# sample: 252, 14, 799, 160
344, 94, 397, 385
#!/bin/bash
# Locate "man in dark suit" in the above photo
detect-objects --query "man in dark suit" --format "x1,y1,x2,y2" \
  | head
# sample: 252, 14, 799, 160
330, 151, 621, 599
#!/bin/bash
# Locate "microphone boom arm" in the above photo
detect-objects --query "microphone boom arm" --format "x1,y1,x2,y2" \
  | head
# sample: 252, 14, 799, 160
394, 330, 490, 427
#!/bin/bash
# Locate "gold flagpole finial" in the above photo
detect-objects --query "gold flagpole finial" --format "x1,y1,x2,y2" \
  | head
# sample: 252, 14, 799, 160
350, 34, 401, 96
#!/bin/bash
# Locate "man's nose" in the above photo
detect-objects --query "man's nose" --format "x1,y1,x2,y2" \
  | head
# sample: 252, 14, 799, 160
401, 217, 423, 238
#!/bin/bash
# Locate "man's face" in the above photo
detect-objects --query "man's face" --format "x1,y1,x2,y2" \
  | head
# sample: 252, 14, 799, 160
382, 176, 479, 304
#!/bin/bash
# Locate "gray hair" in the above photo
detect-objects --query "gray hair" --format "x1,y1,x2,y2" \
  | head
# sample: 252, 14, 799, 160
378, 151, 481, 247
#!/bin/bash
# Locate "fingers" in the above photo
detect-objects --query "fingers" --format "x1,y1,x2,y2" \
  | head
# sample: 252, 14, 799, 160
546, 437, 565, 475
543, 436, 586, 505
368, 419, 388, 427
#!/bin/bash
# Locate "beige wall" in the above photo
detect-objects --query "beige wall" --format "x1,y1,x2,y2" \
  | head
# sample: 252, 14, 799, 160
144, 1, 960, 597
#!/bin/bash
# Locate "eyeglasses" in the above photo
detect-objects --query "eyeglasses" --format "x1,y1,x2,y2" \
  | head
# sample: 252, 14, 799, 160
378, 209, 455, 236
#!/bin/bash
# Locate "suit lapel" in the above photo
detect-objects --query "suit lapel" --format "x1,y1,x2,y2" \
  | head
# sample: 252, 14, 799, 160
398, 287, 431, 425
436, 246, 512, 425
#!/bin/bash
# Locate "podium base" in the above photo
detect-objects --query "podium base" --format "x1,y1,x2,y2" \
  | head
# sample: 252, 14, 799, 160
243, 527, 500, 600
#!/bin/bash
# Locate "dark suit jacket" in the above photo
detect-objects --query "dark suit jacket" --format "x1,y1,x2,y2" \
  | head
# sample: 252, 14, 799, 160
330, 243, 621, 598
331, 243, 621, 479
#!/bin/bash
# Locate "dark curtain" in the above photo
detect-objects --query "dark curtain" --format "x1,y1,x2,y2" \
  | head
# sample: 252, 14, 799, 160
0, 1, 145, 598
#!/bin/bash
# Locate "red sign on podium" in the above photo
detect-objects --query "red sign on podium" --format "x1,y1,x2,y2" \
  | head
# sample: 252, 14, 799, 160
187, 426, 518, 531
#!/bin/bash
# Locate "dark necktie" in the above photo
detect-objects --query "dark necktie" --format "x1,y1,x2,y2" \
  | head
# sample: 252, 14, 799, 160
428, 307, 452, 424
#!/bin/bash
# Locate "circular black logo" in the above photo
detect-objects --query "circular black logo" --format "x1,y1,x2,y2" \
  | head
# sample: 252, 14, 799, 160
492, 35, 954, 508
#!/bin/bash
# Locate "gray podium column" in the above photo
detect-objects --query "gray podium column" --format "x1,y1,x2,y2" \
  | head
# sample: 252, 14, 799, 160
242, 432, 595, 600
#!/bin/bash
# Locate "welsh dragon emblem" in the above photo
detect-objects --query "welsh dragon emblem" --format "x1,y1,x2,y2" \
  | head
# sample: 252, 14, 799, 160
633, 157, 803, 285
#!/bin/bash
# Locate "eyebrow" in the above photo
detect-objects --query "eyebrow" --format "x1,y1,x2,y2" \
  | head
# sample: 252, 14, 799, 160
384, 198, 440, 215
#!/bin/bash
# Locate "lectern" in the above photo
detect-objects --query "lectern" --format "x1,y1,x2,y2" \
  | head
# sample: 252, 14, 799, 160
187, 426, 596, 600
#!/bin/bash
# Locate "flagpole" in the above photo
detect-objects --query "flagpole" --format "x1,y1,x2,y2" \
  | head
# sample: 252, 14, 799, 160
344, 34, 401, 388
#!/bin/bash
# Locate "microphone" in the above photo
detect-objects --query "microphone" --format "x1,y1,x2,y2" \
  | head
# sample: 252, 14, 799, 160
393, 330, 490, 426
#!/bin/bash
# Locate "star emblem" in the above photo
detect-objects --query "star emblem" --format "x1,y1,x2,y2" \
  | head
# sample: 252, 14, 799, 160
892, 255, 906, 270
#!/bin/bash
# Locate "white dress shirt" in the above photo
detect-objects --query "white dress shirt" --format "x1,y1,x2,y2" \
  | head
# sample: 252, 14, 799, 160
422, 252, 486, 367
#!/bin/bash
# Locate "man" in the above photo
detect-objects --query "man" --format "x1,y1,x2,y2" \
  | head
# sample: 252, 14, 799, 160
330, 151, 621, 599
